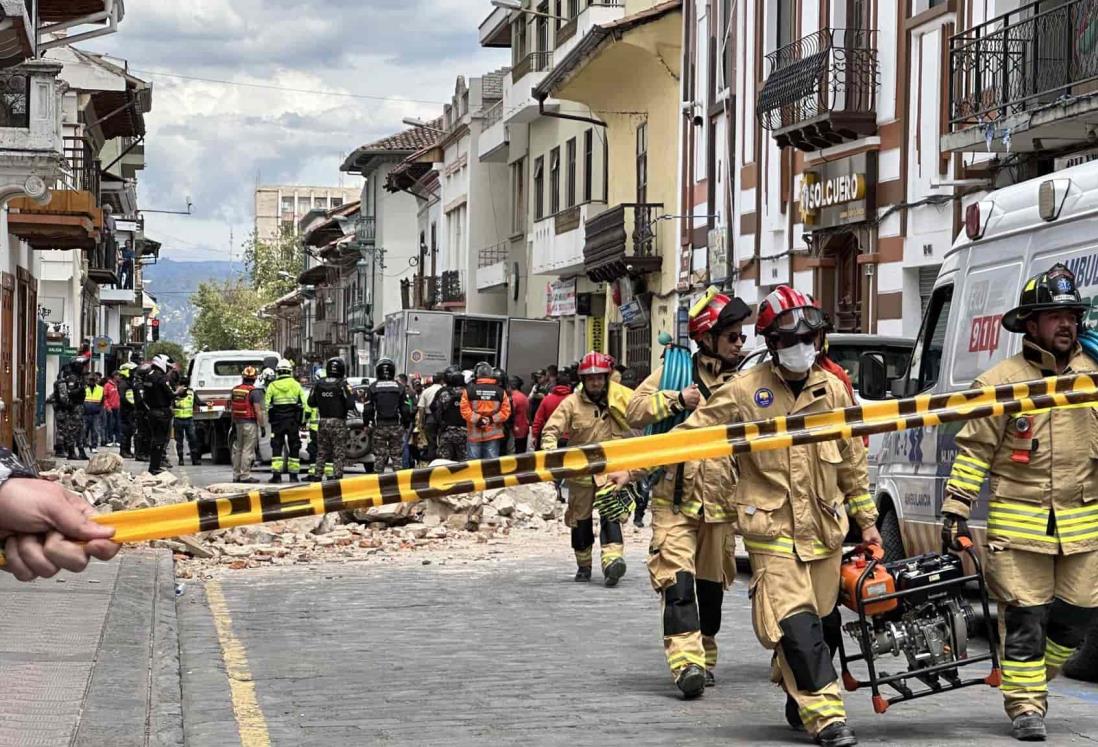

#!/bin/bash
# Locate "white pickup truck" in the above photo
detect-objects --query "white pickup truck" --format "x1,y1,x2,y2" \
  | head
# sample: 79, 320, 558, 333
188, 350, 277, 465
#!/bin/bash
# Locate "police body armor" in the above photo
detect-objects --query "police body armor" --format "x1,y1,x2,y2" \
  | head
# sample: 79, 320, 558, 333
436, 386, 466, 428
368, 380, 405, 425
313, 379, 350, 419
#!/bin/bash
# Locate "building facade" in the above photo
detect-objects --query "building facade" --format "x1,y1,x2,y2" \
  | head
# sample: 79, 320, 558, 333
254, 184, 358, 242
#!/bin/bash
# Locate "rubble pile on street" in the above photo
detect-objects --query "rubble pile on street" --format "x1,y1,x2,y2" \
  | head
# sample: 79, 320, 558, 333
43, 457, 569, 575
173, 480, 568, 576
42, 454, 214, 511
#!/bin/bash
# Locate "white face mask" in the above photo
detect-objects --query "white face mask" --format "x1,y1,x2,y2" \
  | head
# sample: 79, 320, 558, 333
776, 341, 817, 373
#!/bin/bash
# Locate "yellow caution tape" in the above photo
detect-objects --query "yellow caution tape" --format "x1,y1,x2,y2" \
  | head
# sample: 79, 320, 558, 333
5, 373, 1097, 567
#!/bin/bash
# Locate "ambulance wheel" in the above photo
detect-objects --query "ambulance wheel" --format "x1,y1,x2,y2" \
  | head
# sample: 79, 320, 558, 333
878, 504, 904, 563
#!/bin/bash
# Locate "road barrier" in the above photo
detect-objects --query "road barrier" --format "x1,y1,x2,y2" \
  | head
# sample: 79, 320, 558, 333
4, 373, 1098, 567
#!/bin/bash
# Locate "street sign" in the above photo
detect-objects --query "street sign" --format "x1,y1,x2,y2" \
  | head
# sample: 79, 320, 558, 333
46, 342, 64, 355
93, 335, 112, 354
62, 347, 78, 357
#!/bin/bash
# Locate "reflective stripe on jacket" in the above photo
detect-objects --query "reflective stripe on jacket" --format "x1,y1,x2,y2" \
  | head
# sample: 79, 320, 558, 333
231, 384, 258, 421
173, 390, 194, 419
943, 341, 1098, 555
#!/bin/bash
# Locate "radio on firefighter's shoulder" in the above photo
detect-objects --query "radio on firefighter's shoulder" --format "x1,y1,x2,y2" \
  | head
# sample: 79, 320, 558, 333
837, 539, 1001, 714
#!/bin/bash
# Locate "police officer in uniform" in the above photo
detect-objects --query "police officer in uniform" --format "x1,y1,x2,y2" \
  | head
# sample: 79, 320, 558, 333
117, 362, 137, 458
432, 366, 469, 461
307, 357, 356, 481
625, 287, 750, 698
680, 286, 878, 747
144, 355, 176, 475
266, 359, 307, 483
365, 358, 411, 473
132, 362, 152, 461
942, 264, 1098, 742
305, 371, 328, 479
172, 376, 203, 465
53, 355, 90, 460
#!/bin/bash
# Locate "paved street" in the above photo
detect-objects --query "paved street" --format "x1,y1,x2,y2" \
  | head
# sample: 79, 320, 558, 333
175, 542, 1098, 747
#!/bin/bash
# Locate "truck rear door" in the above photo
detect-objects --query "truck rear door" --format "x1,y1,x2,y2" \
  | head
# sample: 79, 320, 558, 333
403, 310, 454, 377
504, 318, 561, 377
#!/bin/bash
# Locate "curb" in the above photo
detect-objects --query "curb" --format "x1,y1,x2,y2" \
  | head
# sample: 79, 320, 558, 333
72, 549, 184, 747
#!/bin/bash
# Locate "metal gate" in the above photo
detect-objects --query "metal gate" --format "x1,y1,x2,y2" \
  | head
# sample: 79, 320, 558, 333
625, 322, 652, 382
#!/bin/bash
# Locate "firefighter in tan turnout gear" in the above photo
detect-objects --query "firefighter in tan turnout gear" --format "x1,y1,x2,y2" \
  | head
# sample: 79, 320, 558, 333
625, 287, 750, 699
679, 286, 878, 747
541, 351, 636, 586
941, 263, 1098, 742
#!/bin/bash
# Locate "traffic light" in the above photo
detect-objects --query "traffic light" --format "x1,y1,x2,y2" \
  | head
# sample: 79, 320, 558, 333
151, 318, 160, 342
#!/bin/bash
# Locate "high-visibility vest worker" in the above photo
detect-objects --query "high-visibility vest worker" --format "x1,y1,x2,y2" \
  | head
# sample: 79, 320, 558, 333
173, 389, 195, 420
85, 384, 104, 404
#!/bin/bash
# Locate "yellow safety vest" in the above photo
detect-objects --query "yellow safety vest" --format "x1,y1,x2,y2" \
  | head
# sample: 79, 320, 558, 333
306, 403, 319, 431
85, 385, 104, 404
173, 390, 194, 420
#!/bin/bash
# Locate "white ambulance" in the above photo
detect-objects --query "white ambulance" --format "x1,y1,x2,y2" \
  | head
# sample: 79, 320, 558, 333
863, 159, 1098, 562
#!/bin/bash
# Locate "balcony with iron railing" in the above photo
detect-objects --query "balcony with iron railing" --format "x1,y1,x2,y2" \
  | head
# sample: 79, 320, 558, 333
582, 202, 662, 282
945, 0, 1098, 152
476, 241, 509, 291
479, 99, 508, 162
756, 28, 879, 151
531, 200, 606, 275
87, 234, 119, 286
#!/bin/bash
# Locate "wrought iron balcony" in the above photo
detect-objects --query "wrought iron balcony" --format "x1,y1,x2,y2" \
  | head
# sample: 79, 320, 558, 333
63, 135, 100, 200
512, 50, 553, 81
88, 235, 119, 286
477, 241, 508, 268
756, 28, 879, 151
355, 215, 376, 245
583, 202, 662, 283
949, 0, 1098, 128
483, 99, 503, 128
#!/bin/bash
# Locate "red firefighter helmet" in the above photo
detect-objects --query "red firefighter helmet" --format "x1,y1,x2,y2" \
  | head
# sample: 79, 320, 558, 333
756, 285, 826, 337
578, 351, 614, 376
688, 286, 752, 341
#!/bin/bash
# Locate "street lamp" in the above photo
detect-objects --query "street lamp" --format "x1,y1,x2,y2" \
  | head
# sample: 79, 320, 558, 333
401, 117, 448, 134
490, 0, 566, 20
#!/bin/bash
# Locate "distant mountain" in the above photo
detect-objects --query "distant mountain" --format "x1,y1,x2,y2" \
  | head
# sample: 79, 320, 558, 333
142, 259, 246, 349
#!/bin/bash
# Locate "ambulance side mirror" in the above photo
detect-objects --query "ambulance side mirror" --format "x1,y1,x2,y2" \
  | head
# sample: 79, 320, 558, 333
858, 352, 888, 400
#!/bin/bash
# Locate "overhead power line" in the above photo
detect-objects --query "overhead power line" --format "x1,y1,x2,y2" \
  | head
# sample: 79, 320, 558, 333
128, 68, 449, 105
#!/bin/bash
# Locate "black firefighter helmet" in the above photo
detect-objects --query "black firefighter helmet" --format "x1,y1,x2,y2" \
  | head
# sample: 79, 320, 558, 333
1002, 263, 1091, 333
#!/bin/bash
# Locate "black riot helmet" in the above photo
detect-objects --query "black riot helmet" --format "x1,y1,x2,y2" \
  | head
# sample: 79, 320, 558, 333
444, 365, 464, 387
325, 357, 346, 379
375, 358, 396, 381
492, 366, 506, 388
473, 362, 494, 380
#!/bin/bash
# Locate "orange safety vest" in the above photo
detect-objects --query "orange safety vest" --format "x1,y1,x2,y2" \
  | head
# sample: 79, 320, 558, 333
230, 384, 257, 421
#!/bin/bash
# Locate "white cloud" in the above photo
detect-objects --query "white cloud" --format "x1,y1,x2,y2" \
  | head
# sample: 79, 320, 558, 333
83, 0, 508, 260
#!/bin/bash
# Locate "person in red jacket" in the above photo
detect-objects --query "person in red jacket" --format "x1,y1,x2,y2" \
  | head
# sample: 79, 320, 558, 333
531, 370, 573, 449
103, 371, 121, 446
508, 376, 530, 453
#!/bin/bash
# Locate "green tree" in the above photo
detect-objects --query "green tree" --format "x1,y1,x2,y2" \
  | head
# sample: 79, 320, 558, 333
146, 340, 188, 371
190, 280, 273, 351
242, 226, 305, 301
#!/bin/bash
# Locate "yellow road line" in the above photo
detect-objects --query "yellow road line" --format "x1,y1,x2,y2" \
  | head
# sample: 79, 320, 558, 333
206, 579, 271, 747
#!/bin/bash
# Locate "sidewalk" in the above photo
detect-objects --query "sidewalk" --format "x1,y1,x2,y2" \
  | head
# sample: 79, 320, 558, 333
0, 548, 183, 747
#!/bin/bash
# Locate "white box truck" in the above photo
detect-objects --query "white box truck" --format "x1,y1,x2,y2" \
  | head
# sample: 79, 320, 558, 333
383, 310, 561, 378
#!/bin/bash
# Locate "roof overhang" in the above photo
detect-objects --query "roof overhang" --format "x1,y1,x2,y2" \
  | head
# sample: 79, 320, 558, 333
479, 6, 512, 48
533, 0, 682, 102
298, 263, 342, 286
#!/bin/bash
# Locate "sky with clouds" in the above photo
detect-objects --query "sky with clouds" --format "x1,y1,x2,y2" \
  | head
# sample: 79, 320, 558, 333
83, 0, 508, 262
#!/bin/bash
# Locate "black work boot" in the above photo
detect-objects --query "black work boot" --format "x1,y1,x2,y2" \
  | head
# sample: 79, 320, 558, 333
786, 694, 805, 731
287, 471, 298, 482
815, 721, 857, 747
603, 557, 626, 587
574, 566, 592, 582
675, 664, 706, 699
67, 448, 77, 460
77, 447, 89, 460
704, 669, 716, 687
268, 472, 282, 484
1011, 712, 1047, 742
305, 474, 320, 482
1063, 625, 1098, 683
